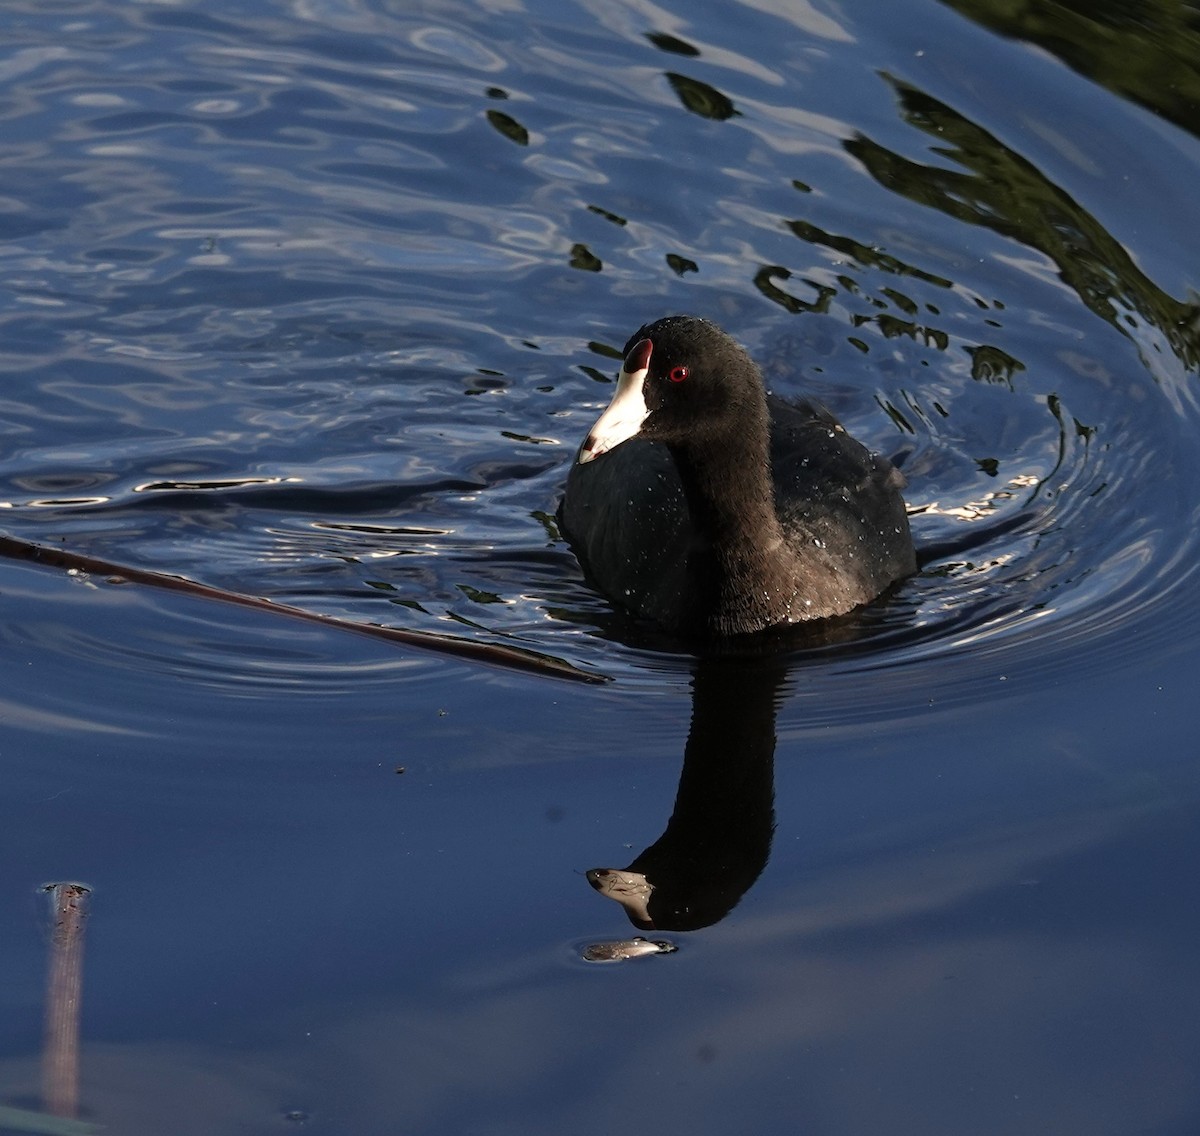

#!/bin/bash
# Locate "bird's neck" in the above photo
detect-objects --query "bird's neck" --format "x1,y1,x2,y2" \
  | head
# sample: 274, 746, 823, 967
668, 428, 798, 635
675, 437, 779, 545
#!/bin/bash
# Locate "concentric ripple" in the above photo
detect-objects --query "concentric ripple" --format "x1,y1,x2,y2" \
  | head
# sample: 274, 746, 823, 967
0, 0, 1196, 716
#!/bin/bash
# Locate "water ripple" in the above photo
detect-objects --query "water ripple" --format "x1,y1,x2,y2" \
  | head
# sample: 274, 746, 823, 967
0, 0, 1196, 717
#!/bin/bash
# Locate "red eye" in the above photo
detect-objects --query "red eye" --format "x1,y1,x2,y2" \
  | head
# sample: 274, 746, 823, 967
668, 365, 689, 383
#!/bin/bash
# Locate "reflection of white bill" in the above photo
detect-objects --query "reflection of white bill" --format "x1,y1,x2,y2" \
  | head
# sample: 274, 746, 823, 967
581, 937, 678, 964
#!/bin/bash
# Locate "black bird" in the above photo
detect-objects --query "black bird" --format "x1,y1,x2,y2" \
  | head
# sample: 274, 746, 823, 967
560, 316, 915, 637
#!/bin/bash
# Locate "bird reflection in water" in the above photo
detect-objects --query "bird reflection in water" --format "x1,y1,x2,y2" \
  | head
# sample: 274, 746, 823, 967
582, 653, 787, 958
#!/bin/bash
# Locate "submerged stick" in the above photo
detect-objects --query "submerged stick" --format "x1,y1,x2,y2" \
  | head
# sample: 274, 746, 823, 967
42, 883, 90, 1120
0, 1106, 97, 1136
0, 535, 607, 684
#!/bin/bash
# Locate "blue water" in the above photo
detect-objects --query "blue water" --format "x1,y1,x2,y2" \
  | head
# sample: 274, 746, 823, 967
2, 2, 1200, 1133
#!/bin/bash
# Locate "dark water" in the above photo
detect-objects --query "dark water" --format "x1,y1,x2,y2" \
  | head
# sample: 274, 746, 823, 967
2, 1, 1200, 1133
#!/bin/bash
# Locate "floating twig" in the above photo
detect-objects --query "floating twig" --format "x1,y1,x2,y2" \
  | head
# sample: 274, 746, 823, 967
0, 535, 607, 685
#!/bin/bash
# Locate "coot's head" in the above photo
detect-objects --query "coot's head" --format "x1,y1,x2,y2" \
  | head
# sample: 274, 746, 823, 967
578, 316, 768, 464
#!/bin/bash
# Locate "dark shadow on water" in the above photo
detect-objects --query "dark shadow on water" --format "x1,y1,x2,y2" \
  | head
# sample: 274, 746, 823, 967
845, 74, 1200, 374
940, 0, 1200, 141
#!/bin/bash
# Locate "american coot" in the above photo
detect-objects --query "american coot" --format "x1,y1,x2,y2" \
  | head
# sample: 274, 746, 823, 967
560, 316, 916, 637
